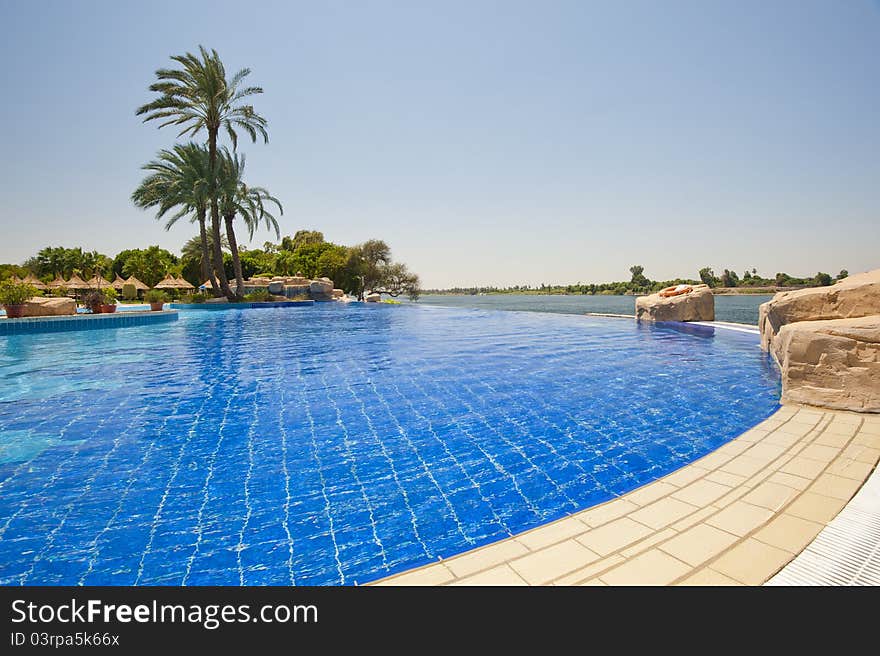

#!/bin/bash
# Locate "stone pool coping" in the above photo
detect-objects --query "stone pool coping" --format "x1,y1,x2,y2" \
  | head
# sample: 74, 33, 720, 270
373, 404, 880, 586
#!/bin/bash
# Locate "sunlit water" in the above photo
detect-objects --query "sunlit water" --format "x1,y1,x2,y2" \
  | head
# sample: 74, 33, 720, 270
0, 304, 780, 585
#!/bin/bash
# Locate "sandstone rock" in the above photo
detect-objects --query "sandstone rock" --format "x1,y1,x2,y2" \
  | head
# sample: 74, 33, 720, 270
331, 289, 344, 298
284, 276, 309, 285
760, 268, 880, 354
284, 284, 310, 298
19, 297, 76, 317
775, 315, 880, 413
635, 285, 714, 322
309, 279, 333, 295
365, 293, 381, 303
205, 297, 228, 304
267, 281, 284, 294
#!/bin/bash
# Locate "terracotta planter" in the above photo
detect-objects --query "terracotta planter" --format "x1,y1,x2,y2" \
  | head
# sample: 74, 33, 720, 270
3, 304, 25, 319
99, 304, 117, 314
149, 302, 164, 312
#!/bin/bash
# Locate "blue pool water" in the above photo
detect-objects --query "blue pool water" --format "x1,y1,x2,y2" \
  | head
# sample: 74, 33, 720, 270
0, 305, 780, 585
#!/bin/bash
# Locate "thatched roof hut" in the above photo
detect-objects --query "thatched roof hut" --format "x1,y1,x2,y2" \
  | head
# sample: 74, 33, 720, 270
22, 274, 47, 290
124, 275, 150, 291
86, 274, 113, 290
111, 274, 127, 290
64, 273, 90, 290
47, 275, 68, 289
174, 277, 195, 290
153, 274, 180, 290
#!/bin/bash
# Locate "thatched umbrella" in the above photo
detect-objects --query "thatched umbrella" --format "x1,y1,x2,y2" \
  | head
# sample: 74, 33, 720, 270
9, 275, 22, 284
64, 273, 90, 290
111, 274, 127, 290
174, 277, 195, 290
47, 275, 68, 289
153, 274, 180, 290
22, 274, 47, 290
124, 275, 150, 292
86, 274, 113, 290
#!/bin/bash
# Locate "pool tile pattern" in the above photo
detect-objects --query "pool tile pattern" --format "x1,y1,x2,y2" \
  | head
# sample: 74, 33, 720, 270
0, 311, 177, 335
375, 406, 880, 585
0, 306, 779, 585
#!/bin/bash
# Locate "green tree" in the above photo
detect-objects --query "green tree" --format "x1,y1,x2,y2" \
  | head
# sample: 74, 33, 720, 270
814, 272, 832, 286
698, 267, 716, 287
629, 265, 649, 289
280, 230, 324, 252
837, 269, 849, 280
720, 269, 739, 287
121, 246, 177, 287
137, 46, 268, 300
132, 143, 220, 293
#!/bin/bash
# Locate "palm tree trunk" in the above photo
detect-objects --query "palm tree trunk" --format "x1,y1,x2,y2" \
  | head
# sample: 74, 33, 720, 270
197, 208, 219, 294
224, 213, 245, 297
208, 128, 234, 299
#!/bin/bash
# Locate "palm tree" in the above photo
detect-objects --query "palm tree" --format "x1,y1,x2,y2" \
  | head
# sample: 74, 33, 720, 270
131, 143, 220, 293
216, 148, 283, 293
181, 232, 229, 284
136, 46, 268, 300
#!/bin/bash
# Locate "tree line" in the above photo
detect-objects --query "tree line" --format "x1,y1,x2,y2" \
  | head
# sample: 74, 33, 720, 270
423, 265, 849, 296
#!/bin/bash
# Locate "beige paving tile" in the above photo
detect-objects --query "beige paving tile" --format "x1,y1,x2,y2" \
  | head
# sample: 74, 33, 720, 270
710, 538, 793, 585
720, 455, 767, 478
712, 486, 749, 509
808, 473, 864, 501
620, 528, 677, 558
671, 479, 730, 506
814, 431, 853, 448
629, 497, 698, 530
704, 470, 747, 488
779, 456, 827, 479
767, 471, 813, 491
677, 568, 743, 586
659, 524, 740, 567
830, 412, 863, 426
577, 498, 639, 527
745, 442, 788, 462
576, 517, 654, 556
741, 481, 799, 511
735, 429, 767, 444
599, 549, 691, 586
578, 579, 607, 586
858, 421, 880, 436
763, 431, 802, 449
552, 554, 625, 585
378, 563, 454, 586
671, 505, 717, 532
516, 516, 590, 551
753, 514, 823, 554
694, 450, 735, 469
841, 444, 880, 465
450, 564, 527, 586
825, 458, 875, 481
623, 481, 677, 507
852, 432, 880, 449
706, 501, 774, 537
444, 539, 530, 578
508, 540, 600, 585
799, 443, 842, 463
716, 441, 752, 456
784, 492, 847, 524
663, 466, 709, 488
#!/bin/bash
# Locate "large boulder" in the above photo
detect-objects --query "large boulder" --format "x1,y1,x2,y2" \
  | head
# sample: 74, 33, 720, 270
284, 284, 310, 298
19, 297, 76, 317
331, 289, 344, 299
774, 315, 880, 413
309, 278, 334, 294
635, 285, 714, 322
365, 293, 381, 303
267, 281, 284, 294
760, 269, 880, 355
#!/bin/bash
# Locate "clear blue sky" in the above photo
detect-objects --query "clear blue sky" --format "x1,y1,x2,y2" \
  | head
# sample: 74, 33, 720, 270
1, 0, 878, 288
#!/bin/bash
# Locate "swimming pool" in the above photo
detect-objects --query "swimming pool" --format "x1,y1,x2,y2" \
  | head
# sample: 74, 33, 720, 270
0, 305, 780, 585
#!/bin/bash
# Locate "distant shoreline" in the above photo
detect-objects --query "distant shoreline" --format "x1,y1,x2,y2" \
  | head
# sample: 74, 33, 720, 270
422, 288, 788, 297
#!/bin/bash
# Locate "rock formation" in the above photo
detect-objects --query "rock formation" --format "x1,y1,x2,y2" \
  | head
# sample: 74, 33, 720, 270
365, 293, 381, 303
775, 315, 880, 412
635, 285, 714, 322
759, 268, 880, 355
19, 297, 76, 317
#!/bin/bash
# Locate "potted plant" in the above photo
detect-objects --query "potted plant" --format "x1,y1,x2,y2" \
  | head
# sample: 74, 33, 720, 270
0, 280, 38, 318
100, 287, 117, 314
145, 289, 168, 311
81, 289, 106, 313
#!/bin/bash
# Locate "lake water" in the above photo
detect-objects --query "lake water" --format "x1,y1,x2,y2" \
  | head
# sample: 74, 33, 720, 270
414, 294, 772, 325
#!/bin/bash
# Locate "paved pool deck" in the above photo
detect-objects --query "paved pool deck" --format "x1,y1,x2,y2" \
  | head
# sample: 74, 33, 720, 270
373, 404, 880, 586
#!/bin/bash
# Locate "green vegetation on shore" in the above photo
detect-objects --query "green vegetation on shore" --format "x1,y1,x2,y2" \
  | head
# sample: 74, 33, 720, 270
423, 266, 849, 296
